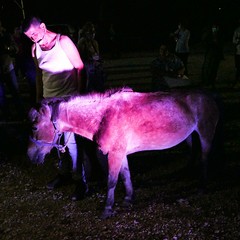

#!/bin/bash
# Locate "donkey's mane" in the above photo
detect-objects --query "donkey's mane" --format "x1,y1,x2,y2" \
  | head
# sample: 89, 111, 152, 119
42, 86, 133, 107
74, 86, 133, 102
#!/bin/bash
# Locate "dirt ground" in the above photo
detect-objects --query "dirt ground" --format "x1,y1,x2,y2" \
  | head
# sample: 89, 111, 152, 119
0, 47, 240, 239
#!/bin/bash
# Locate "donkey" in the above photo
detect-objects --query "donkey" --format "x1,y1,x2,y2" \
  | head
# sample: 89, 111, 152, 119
27, 87, 220, 219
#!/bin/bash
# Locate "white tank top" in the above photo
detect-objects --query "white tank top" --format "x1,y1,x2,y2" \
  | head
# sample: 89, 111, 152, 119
35, 34, 78, 98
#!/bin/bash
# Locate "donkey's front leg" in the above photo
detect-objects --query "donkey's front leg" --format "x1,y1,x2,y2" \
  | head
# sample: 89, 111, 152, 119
101, 152, 123, 219
120, 156, 133, 207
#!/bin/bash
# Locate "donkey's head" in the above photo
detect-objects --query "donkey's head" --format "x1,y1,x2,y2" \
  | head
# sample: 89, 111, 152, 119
27, 103, 57, 164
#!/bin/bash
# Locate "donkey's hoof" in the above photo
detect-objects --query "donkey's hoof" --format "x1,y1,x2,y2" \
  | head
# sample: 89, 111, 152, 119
100, 208, 116, 219
122, 198, 133, 208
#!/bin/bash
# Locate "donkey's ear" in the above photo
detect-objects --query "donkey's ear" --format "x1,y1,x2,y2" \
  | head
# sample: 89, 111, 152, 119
28, 108, 39, 121
39, 104, 51, 117
29, 102, 42, 112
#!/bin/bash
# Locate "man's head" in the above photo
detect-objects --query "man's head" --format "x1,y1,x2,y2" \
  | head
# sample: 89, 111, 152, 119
159, 44, 169, 57
22, 16, 47, 43
82, 22, 96, 40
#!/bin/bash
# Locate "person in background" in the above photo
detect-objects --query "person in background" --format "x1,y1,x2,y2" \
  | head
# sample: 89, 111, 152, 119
12, 25, 36, 104
201, 22, 224, 89
77, 21, 105, 93
22, 16, 88, 201
151, 44, 189, 91
77, 21, 108, 187
232, 18, 240, 88
173, 20, 190, 76
0, 19, 26, 121
108, 23, 120, 59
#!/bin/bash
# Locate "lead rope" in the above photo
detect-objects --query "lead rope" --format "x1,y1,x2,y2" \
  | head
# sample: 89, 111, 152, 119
50, 103, 73, 168
56, 132, 73, 169
57, 132, 73, 153
52, 119, 73, 159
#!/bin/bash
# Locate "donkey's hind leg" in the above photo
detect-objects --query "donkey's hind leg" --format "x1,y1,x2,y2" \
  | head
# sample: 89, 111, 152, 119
185, 132, 201, 175
120, 156, 133, 206
197, 130, 217, 190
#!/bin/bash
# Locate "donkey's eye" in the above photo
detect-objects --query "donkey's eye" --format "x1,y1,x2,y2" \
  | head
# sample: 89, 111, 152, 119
32, 126, 38, 131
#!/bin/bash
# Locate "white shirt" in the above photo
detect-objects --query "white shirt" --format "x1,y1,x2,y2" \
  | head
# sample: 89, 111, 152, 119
35, 34, 78, 98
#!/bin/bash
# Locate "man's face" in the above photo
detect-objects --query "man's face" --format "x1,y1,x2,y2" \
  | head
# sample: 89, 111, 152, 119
24, 23, 46, 43
159, 45, 168, 57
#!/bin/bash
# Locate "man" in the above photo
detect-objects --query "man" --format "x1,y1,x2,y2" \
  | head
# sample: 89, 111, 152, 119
173, 21, 190, 76
0, 20, 26, 120
201, 22, 224, 89
22, 16, 87, 201
77, 21, 105, 93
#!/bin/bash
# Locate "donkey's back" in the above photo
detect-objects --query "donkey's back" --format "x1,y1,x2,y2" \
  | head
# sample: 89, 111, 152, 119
99, 89, 219, 156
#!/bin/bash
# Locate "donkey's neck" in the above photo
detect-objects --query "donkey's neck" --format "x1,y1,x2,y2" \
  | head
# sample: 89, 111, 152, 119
56, 100, 105, 141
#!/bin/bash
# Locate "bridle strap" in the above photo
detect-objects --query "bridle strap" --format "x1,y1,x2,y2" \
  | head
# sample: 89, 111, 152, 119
29, 133, 63, 150
50, 102, 69, 156
30, 101, 72, 158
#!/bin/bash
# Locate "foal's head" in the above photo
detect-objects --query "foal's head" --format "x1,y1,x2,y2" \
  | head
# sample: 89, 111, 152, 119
27, 103, 57, 164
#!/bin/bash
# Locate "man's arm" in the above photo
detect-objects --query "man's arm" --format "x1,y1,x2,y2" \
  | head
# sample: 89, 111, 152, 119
59, 35, 84, 92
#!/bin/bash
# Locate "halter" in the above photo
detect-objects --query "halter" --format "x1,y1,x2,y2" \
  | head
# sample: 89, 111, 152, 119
29, 130, 65, 152
29, 101, 72, 156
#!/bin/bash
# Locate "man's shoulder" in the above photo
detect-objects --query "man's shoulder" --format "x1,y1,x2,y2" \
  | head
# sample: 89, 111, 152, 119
59, 34, 75, 46
78, 37, 86, 44
78, 37, 91, 46
59, 34, 70, 41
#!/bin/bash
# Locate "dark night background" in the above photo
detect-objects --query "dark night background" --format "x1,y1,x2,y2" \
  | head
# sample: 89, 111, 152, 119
1, 0, 240, 50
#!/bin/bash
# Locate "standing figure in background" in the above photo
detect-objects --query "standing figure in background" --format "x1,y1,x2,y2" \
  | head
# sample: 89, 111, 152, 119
77, 21, 108, 186
232, 19, 240, 88
108, 23, 120, 59
22, 16, 88, 201
12, 26, 36, 104
201, 22, 224, 89
77, 21, 105, 93
0, 20, 26, 121
173, 20, 190, 76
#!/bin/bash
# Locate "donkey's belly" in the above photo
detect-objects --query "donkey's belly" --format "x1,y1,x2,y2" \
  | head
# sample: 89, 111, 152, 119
126, 128, 193, 154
